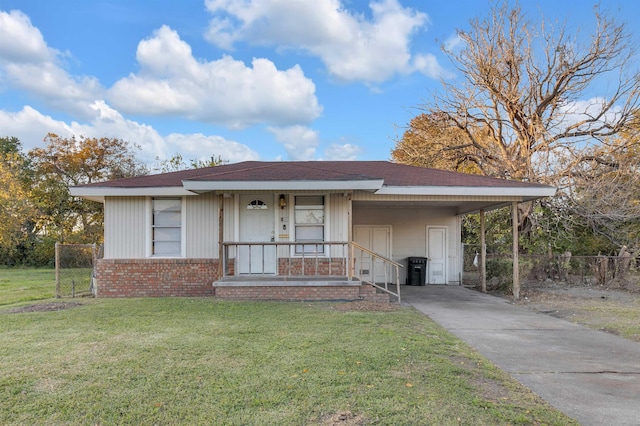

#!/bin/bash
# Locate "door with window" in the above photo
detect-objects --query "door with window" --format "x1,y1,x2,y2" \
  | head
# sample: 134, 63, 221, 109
238, 195, 276, 274
427, 226, 447, 284
354, 226, 391, 283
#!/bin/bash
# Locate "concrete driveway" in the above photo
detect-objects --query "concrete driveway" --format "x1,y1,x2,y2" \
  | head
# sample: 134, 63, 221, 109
402, 285, 640, 426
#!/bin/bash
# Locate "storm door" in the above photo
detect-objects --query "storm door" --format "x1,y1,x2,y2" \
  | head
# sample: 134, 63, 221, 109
238, 195, 276, 274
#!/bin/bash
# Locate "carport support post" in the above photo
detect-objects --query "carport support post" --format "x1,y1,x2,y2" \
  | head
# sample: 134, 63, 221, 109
480, 209, 486, 293
512, 201, 520, 300
346, 191, 353, 280
218, 194, 224, 280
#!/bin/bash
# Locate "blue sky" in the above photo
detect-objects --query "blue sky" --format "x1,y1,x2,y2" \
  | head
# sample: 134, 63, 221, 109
0, 0, 638, 166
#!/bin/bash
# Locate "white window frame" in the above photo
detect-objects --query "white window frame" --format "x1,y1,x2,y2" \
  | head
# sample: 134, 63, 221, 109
293, 195, 326, 256
148, 197, 186, 258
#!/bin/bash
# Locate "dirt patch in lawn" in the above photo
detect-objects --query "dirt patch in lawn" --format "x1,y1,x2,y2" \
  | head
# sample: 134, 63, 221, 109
331, 300, 402, 312
3, 301, 84, 314
320, 411, 367, 426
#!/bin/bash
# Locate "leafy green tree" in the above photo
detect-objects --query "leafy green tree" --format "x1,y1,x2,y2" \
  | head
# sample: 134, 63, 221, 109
28, 133, 147, 244
0, 136, 22, 157
0, 137, 38, 265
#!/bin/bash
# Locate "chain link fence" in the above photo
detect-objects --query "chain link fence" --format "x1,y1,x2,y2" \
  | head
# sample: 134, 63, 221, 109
55, 243, 103, 298
462, 244, 639, 291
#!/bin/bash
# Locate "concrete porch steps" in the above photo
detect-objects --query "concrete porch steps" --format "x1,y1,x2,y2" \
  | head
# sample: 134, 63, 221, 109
213, 276, 390, 302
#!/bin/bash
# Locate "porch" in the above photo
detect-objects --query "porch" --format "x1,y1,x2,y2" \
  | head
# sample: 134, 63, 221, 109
215, 241, 403, 303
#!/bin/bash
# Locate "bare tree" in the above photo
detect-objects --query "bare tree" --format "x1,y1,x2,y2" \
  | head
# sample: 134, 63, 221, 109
431, 2, 639, 180
394, 1, 640, 245
564, 126, 640, 250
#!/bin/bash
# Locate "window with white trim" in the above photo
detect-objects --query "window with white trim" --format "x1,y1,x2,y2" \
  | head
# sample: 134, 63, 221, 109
152, 198, 181, 256
246, 199, 268, 209
295, 195, 324, 254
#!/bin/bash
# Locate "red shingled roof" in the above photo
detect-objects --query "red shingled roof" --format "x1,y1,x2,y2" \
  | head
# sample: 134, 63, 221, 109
75, 161, 550, 189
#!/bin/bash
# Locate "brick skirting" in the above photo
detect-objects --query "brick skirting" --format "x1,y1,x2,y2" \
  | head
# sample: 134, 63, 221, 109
95, 258, 219, 297
215, 283, 389, 302
95, 258, 390, 302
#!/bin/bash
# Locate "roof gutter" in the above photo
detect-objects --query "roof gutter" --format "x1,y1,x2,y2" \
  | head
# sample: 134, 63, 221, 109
376, 185, 557, 198
69, 186, 196, 202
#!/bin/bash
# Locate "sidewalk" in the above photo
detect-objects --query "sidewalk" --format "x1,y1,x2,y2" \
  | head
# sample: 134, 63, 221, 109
402, 285, 640, 426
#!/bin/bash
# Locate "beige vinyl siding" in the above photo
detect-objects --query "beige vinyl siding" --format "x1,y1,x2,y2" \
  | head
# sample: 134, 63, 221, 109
353, 205, 461, 284
223, 195, 235, 242
328, 193, 348, 257
328, 193, 348, 241
104, 196, 147, 259
186, 192, 218, 258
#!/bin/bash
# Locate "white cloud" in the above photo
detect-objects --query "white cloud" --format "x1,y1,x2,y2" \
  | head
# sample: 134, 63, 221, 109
0, 10, 103, 118
164, 133, 259, 164
410, 53, 449, 79
0, 10, 52, 63
109, 25, 322, 128
0, 102, 259, 164
1, 13, 321, 129
556, 98, 623, 136
443, 33, 464, 52
323, 143, 363, 160
205, 0, 443, 83
0, 106, 73, 146
268, 125, 319, 160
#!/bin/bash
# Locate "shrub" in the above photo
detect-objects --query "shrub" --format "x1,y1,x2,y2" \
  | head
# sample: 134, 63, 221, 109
486, 258, 513, 293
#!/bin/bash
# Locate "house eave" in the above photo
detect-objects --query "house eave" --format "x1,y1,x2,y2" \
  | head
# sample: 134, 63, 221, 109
182, 179, 385, 191
69, 186, 196, 202
375, 185, 557, 198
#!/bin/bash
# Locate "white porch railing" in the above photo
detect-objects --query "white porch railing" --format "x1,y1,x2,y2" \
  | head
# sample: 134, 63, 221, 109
222, 241, 350, 277
221, 241, 403, 303
350, 242, 403, 304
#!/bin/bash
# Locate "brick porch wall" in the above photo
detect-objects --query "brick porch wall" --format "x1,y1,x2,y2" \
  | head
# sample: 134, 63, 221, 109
95, 258, 218, 297
277, 257, 347, 276
94, 258, 390, 302
215, 283, 388, 302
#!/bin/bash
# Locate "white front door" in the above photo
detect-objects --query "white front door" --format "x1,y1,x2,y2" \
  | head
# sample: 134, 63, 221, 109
238, 195, 276, 274
427, 226, 447, 284
354, 226, 391, 283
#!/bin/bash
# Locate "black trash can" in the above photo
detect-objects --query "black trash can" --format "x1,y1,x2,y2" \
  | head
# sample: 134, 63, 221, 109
407, 257, 428, 286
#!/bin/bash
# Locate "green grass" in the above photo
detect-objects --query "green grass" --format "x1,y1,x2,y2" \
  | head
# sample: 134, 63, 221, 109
568, 300, 640, 342
0, 268, 55, 306
0, 268, 574, 424
0, 297, 574, 425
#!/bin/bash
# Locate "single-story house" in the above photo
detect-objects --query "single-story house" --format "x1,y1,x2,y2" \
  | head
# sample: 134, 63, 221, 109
70, 161, 555, 302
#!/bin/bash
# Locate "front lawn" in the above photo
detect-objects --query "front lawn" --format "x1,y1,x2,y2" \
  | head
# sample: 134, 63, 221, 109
0, 268, 55, 306
0, 297, 574, 425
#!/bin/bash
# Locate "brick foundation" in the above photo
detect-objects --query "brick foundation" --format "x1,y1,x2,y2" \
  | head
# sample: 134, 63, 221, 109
95, 258, 391, 303
95, 258, 219, 297
215, 283, 388, 302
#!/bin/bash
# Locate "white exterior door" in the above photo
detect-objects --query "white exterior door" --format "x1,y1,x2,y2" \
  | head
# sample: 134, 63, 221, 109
239, 195, 276, 274
354, 226, 391, 283
427, 226, 447, 284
